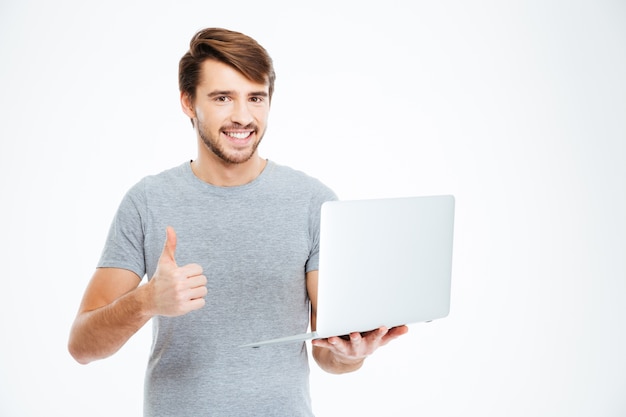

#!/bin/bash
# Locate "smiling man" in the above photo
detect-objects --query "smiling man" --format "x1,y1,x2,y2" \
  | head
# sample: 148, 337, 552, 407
183, 59, 270, 179
68, 27, 407, 417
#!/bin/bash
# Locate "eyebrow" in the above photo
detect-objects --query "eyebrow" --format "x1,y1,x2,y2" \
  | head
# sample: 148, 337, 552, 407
207, 90, 269, 98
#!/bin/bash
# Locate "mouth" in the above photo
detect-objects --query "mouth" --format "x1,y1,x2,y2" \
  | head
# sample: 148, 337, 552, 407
222, 129, 255, 146
224, 131, 253, 140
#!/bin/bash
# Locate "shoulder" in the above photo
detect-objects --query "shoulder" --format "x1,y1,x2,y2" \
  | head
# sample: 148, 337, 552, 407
116, 162, 190, 213
125, 162, 189, 196
141, 162, 189, 188
267, 161, 337, 201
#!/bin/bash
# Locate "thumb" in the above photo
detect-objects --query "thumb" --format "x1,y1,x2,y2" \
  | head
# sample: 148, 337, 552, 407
159, 226, 177, 266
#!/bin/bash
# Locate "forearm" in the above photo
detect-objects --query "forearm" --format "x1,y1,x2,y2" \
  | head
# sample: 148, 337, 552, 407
312, 345, 365, 375
68, 285, 153, 364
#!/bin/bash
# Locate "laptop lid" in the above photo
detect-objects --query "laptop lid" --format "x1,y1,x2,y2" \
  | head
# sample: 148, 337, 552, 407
314, 194, 455, 336
240, 194, 455, 348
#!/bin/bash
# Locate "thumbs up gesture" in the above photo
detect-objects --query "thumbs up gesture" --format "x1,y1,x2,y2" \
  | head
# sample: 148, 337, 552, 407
147, 226, 208, 317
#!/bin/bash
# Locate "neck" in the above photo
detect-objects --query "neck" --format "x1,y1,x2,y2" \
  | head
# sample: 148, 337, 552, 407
190, 154, 267, 187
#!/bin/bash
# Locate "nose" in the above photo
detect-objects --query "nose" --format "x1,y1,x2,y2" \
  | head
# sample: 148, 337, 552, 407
230, 99, 254, 127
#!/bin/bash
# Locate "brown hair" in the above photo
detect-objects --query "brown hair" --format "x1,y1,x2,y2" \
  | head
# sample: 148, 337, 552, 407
179, 28, 276, 103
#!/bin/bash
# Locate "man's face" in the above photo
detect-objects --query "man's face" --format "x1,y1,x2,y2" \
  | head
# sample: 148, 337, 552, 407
186, 59, 270, 165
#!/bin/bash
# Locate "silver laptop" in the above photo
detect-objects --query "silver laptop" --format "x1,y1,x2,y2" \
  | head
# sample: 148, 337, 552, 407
240, 194, 455, 348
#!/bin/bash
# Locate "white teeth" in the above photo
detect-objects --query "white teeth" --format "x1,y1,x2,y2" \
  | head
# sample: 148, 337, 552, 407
226, 131, 251, 139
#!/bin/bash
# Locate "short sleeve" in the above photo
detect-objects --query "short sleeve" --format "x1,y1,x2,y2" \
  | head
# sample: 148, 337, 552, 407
97, 181, 147, 279
305, 184, 338, 273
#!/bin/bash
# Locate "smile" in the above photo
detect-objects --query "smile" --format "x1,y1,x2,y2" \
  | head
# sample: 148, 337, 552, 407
224, 131, 253, 140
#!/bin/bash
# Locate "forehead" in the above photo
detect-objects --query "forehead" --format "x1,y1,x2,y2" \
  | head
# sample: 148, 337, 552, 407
198, 59, 269, 93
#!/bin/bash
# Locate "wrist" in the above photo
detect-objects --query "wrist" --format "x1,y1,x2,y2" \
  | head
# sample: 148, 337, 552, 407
134, 282, 157, 319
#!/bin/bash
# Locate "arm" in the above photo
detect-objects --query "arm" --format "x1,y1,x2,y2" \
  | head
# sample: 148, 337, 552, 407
68, 227, 207, 364
306, 270, 409, 375
68, 268, 151, 364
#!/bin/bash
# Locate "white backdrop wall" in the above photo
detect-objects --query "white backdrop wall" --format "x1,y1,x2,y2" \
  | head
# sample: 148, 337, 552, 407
1, 1, 624, 416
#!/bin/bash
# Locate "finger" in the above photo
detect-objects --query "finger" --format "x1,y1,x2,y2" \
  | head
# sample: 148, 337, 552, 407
179, 263, 204, 278
376, 326, 389, 338
187, 297, 206, 311
312, 337, 341, 349
386, 325, 409, 339
187, 284, 208, 300
349, 332, 363, 344
377, 326, 408, 346
329, 336, 349, 346
185, 274, 208, 289
159, 226, 178, 266
358, 327, 385, 341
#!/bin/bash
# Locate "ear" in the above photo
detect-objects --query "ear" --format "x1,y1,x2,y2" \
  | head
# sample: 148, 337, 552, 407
180, 91, 196, 119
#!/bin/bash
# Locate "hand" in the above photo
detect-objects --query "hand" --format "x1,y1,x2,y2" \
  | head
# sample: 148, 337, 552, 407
312, 325, 409, 364
147, 226, 208, 317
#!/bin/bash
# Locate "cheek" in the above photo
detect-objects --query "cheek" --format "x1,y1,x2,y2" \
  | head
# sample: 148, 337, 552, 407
253, 108, 270, 125
195, 108, 222, 128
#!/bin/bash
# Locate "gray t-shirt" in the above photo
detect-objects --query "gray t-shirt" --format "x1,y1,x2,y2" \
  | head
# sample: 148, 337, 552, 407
98, 160, 337, 417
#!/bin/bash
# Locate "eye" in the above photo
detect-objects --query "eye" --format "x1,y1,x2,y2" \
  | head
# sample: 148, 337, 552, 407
250, 96, 265, 103
215, 96, 230, 102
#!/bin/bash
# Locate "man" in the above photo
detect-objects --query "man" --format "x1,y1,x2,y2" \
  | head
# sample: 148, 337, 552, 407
68, 27, 408, 416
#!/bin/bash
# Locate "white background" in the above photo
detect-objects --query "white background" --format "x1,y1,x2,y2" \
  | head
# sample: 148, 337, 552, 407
1, 1, 625, 416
